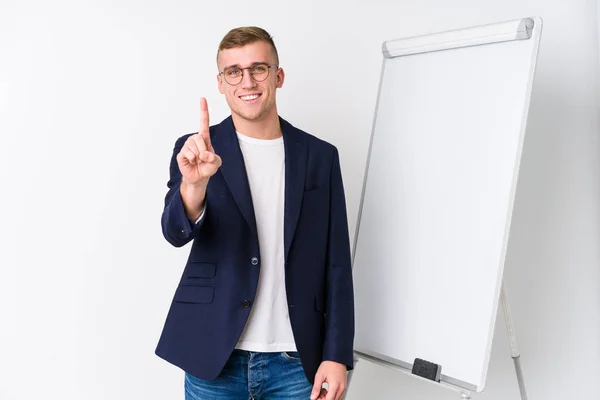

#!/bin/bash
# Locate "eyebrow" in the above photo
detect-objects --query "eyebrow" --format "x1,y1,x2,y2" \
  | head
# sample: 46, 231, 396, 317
222, 61, 270, 70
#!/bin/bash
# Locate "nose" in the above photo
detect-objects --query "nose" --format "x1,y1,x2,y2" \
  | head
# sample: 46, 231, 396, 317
240, 69, 257, 89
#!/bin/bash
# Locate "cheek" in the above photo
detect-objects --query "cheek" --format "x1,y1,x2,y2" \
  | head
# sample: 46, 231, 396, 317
225, 89, 237, 101
263, 84, 275, 97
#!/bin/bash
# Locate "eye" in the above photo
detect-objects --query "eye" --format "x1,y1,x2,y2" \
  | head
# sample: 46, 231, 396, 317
227, 68, 240, 76
252, 65, 267, 73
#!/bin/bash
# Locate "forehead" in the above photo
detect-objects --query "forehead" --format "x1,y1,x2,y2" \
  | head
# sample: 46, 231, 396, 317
217, 41, 276, 69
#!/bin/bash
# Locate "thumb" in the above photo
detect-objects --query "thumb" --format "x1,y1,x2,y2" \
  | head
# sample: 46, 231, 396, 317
310, 374, 324, 400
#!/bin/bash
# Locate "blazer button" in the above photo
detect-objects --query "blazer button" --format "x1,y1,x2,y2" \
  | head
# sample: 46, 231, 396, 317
242, 299, 252, 308
251, 257, 259, 266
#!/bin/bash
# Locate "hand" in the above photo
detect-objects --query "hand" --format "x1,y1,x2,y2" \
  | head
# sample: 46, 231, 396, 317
176, 97, 222, 186
311, 361, 347, 400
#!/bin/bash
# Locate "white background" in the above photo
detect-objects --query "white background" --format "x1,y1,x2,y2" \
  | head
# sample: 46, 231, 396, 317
0, 1, 598, 399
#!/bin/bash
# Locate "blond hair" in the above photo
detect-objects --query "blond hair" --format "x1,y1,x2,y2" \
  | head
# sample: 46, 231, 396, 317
217, 26, 279, 65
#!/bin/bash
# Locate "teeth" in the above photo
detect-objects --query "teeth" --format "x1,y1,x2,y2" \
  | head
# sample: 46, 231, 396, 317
240, 94, 259, 100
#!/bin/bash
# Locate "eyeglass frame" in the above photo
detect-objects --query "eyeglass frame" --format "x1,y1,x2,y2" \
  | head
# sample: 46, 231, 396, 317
218, 63, 280, 85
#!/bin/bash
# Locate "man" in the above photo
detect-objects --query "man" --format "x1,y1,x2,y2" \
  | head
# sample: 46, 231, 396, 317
155, 26, 355, 400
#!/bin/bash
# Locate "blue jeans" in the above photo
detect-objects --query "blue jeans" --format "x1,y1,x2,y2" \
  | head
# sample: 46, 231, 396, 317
185, 350, 313, 400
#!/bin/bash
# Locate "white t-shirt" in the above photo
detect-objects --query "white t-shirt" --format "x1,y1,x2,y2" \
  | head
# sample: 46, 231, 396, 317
234, 132, 296, 352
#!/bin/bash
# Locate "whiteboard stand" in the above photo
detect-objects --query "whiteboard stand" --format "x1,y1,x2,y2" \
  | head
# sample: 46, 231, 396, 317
345, 311, 526, 400
344, 15, 542, 400
345, 291, 528, 400
501, 282, 528, 400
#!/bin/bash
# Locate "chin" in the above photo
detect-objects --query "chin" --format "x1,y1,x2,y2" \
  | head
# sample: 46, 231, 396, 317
233, 109, 258, 120
236, 105, 270, 121
229, 98, 274, 122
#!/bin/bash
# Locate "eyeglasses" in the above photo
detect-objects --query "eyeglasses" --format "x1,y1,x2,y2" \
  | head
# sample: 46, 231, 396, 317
219, 63, 279, 85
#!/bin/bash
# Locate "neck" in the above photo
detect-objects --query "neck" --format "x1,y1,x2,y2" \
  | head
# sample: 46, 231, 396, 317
232, 108, 282, 140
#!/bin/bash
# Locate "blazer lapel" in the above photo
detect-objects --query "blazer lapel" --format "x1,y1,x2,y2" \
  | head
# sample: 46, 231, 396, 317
281, 118, 307, 261
211, 116, 258, 238
210, 116, 307, 256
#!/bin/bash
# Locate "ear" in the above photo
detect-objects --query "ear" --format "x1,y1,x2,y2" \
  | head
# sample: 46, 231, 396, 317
276, 68, 285, 89
217, 74, 225, 94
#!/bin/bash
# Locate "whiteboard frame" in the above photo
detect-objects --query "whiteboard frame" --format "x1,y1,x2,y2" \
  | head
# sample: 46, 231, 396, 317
350, 16, 543, 393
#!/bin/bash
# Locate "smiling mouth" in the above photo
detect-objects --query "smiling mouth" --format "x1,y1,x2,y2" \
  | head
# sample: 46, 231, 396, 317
239, 94, 261, 101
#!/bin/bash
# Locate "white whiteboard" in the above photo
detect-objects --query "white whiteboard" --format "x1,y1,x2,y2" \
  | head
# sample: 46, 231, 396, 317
352, 17, 542, 392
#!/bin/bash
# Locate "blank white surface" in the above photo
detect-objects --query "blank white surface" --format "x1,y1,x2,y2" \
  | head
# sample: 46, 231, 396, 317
353, 20, 540, 391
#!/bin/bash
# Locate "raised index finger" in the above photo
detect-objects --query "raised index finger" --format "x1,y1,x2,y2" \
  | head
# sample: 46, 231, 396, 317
199, 97, 210, 135
199, 97, 213, 151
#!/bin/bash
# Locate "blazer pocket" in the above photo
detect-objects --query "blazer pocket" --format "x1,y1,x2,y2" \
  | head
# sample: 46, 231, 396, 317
185, 262, 216, 278
174, 285, 214, 304
303, 187, 327, 206
304, 186, 325, 193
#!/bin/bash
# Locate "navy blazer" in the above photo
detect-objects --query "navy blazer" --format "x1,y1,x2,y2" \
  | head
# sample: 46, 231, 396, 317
155, 116, 355, 383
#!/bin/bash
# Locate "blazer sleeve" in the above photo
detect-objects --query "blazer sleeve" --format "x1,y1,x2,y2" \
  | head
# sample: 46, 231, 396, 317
161, 135, 208, 248
322, 147, 355, 370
